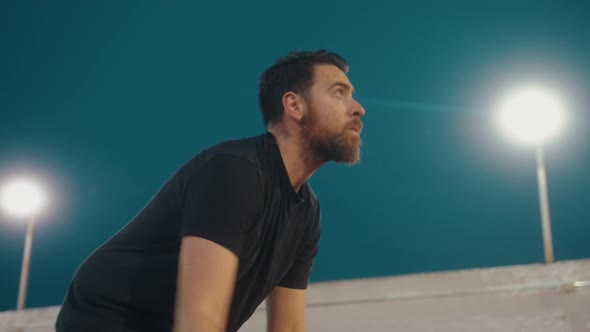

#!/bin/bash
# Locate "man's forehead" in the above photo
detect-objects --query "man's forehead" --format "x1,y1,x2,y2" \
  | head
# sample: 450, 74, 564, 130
313, 64, 350, 84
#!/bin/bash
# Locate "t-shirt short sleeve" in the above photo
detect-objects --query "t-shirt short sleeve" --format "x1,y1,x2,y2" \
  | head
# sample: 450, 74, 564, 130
277, 256, 315, 290
179, 155, 262, 259
278, 211, 321, 289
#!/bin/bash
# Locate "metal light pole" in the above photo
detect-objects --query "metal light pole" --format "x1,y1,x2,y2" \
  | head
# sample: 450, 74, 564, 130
535, 146, 554, 263
497, 86, 564, 264
0, 177, 46, 310
17, 217, 36, 310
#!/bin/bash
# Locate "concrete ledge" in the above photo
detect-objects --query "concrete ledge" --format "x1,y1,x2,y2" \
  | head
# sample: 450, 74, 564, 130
0, 307, 60, 332
306, 259, 590, 306
2, 259, 590, 332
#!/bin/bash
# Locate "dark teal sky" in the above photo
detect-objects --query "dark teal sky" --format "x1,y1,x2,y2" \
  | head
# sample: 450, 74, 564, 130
1, 1, 589, 311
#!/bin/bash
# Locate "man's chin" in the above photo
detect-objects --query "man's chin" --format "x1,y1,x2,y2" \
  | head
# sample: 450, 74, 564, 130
332, 143, 361, 165
310, 133, 362, 165
337, 151, 361, 165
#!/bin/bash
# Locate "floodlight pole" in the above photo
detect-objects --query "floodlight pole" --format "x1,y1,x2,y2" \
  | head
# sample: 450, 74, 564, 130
17, 217, 35, 310
535, 145, 555, 263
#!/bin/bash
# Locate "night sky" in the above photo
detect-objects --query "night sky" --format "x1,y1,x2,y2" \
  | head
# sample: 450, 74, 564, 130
1, 1, 589, 311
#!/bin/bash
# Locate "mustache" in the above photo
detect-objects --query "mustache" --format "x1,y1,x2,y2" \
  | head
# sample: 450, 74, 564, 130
347, 119, 363, 133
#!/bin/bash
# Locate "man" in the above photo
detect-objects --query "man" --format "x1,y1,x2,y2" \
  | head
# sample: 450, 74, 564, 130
56, 50, 366, 332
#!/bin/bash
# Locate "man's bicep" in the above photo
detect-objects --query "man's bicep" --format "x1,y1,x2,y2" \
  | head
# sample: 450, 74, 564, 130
174, 236, 239, 332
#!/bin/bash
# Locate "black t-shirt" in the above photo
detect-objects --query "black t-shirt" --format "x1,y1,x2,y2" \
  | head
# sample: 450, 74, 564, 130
55, 132, 322, 332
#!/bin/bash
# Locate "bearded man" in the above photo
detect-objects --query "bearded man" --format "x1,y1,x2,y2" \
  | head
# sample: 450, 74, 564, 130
56, 50, 366, 332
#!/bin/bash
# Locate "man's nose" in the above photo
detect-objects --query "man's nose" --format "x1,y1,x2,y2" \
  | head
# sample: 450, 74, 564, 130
352, 99, 366, 117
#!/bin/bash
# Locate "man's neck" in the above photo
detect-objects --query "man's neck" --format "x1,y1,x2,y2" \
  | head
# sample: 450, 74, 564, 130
268, 128, 324, 193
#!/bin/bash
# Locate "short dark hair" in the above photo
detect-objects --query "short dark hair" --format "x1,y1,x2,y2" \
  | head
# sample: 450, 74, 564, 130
258, 50, 348, 126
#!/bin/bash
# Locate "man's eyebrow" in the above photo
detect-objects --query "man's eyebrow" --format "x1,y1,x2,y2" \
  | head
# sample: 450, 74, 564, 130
329, 81, 355, 95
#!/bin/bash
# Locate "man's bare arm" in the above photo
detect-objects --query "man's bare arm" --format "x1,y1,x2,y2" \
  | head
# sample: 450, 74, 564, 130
173, 236, 239, 332
266, 286, 307, 332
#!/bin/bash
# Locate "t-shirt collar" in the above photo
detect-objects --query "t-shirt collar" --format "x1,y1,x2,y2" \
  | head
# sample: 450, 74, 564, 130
264, 132, 305, 205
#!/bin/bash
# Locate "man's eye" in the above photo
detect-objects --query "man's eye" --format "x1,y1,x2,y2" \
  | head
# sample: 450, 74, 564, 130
336, 89, 344, 96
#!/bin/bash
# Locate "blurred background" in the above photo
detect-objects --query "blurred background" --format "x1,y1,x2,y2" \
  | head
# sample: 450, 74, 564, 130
1, 0, 589, 312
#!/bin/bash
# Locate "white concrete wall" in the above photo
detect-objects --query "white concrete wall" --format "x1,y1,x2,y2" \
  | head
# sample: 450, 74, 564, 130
2, 259, 589, 332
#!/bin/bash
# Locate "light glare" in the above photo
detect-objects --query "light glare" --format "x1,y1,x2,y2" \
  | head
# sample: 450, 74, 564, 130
498, 87, 564, 145
0, 178, 46, 219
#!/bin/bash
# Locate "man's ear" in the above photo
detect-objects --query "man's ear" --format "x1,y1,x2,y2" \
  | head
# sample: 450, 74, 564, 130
281, 92, 305, 122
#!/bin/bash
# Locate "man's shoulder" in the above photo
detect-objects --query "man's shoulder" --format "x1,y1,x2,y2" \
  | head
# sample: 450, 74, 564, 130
174, 134, 267, 179
204, 134, 264, 162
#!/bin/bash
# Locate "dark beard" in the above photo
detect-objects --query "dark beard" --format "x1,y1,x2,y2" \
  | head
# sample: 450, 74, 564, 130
302, 105, 362, 164
309, 129, 361, 165
302, 100, 361, 166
